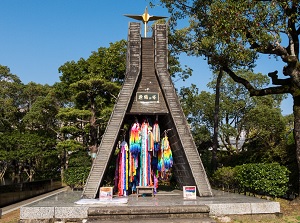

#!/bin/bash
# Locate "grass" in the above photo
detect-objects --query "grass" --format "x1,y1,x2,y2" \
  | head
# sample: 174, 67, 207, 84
0, 210, 19, 223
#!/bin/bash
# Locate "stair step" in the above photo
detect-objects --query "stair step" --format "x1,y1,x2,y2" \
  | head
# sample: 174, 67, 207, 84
87, 217, 216, 223
87, 205, 215, 222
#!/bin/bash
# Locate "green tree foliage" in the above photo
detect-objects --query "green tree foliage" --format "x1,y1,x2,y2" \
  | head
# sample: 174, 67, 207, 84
211, 166, 237, 191
212, 163, 290, 198
22, 82, 52, 111
179, 85, 214, 150
213, 71, 285, 154
56, 40, 126, 159
0, 65, 23, 132
23, 94, 59, 135
179, 70, 285, 153
179, 70, 293, 184
63, 150, 91, 189
53, 40, 127, 185
56, 139, 85, 182
0, 131, 57, 182
0, 65, 60, 182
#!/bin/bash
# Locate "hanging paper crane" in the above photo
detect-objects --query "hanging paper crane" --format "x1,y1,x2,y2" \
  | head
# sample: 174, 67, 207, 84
124, 7, 167, 37
161, 135, 173, 170
140, 120, 152, 186
153, 120, 160, 153
129, 120, 141, 191
158, 129, 173, 179
117, 140, 129, 196
129, 121, 141, 155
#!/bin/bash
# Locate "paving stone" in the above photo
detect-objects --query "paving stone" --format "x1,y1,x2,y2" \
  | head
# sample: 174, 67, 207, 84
15, 188, 281, 222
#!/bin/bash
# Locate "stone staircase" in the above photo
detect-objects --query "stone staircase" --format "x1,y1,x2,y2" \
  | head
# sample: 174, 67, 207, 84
154, 24, 212, 196
87, 205, 216, 223
82, 22, 141, 199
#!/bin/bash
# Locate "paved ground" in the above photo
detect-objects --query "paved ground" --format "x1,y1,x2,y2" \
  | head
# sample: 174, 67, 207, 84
18, 188, 278, 208
1, 187, 69, 216
20, 188, 280, 218
1, 187, 281, 222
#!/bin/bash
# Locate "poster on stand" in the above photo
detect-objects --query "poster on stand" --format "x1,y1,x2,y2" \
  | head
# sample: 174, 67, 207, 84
183, 186, 196, 199
99, 187, 113, 201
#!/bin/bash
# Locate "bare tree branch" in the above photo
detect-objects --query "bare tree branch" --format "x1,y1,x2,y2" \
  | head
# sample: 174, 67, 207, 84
268, 70, 292, 85
223, 66, 292, 96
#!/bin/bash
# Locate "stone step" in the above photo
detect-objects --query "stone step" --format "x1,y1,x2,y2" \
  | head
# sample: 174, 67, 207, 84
87, 205, 214, 222
87, 217, 216, 223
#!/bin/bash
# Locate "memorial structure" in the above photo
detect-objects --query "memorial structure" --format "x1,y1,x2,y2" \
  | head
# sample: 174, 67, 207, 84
18, 9, 281, 223
82, 10, 213, 199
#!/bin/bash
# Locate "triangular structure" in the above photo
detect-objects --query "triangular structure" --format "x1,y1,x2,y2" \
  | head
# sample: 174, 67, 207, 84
82, 22, 213, 198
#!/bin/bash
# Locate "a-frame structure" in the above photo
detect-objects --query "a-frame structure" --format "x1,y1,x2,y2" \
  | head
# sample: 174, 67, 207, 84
82, 22, 213, 198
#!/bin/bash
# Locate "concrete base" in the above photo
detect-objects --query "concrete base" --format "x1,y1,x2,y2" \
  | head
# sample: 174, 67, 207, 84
204, 190, 281, 216
88, 205, 211, 222
18, 189, 280, 222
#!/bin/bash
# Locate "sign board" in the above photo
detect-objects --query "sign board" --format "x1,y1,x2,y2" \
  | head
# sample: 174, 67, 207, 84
136, 92, 159, 102
183, 186, 196, 199
99, 187, 113, 201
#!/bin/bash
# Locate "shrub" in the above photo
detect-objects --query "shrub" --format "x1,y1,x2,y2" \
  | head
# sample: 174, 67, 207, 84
235, 163, 290, 197
63, 150, 92, 189
212, 166, 237, 191
64, 166, 90, 189
212, 163, 290, 198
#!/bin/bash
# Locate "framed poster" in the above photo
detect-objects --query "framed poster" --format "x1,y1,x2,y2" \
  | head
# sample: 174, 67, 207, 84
183, 186, 197, 199
99, 187, 113, 201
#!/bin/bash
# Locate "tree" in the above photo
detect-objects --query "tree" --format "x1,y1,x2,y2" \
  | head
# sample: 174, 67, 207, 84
22, 82, 52, 111
55, 40, 127, 180
179, 70, 287, 172
0, 66, 24, 181
158, 0, 300, 196
211, 69, 222, 172
23, 93, 59, 135
59, 40, 126, 157
209, 70, 284, 153
0, 65, 60, 182
0, 65, 24, 132
20, 84, 60, 181
0, 131, 57, 182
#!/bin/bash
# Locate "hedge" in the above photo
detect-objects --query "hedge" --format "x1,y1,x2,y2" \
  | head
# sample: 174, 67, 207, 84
64, 166, 90, 189
212, 163, 290, 198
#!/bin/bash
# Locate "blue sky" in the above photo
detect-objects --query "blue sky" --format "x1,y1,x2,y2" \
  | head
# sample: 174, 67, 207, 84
0, 0, 292, 115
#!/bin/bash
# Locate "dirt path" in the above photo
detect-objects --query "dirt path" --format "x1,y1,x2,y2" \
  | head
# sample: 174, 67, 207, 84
0, 209, 19, 223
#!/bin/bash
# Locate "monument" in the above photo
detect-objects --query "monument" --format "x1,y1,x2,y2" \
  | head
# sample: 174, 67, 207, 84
82, 8, 213, 199
18, 9, 281, 223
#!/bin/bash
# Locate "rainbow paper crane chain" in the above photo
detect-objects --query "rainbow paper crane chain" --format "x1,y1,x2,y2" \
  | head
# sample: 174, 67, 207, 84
161, 136, 173, 171
153, 121, 160, 152
130, 122, 141, 155
139, 121, 152, 186
153, 121, 160, 143
117, 119, 174, 194
118, 141, 129, 196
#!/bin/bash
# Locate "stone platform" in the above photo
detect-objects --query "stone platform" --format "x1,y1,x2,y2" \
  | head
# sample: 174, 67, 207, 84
17, 188, 280, 222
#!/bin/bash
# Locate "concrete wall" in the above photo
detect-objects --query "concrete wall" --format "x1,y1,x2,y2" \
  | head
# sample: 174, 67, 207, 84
0, 179, 62, 207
